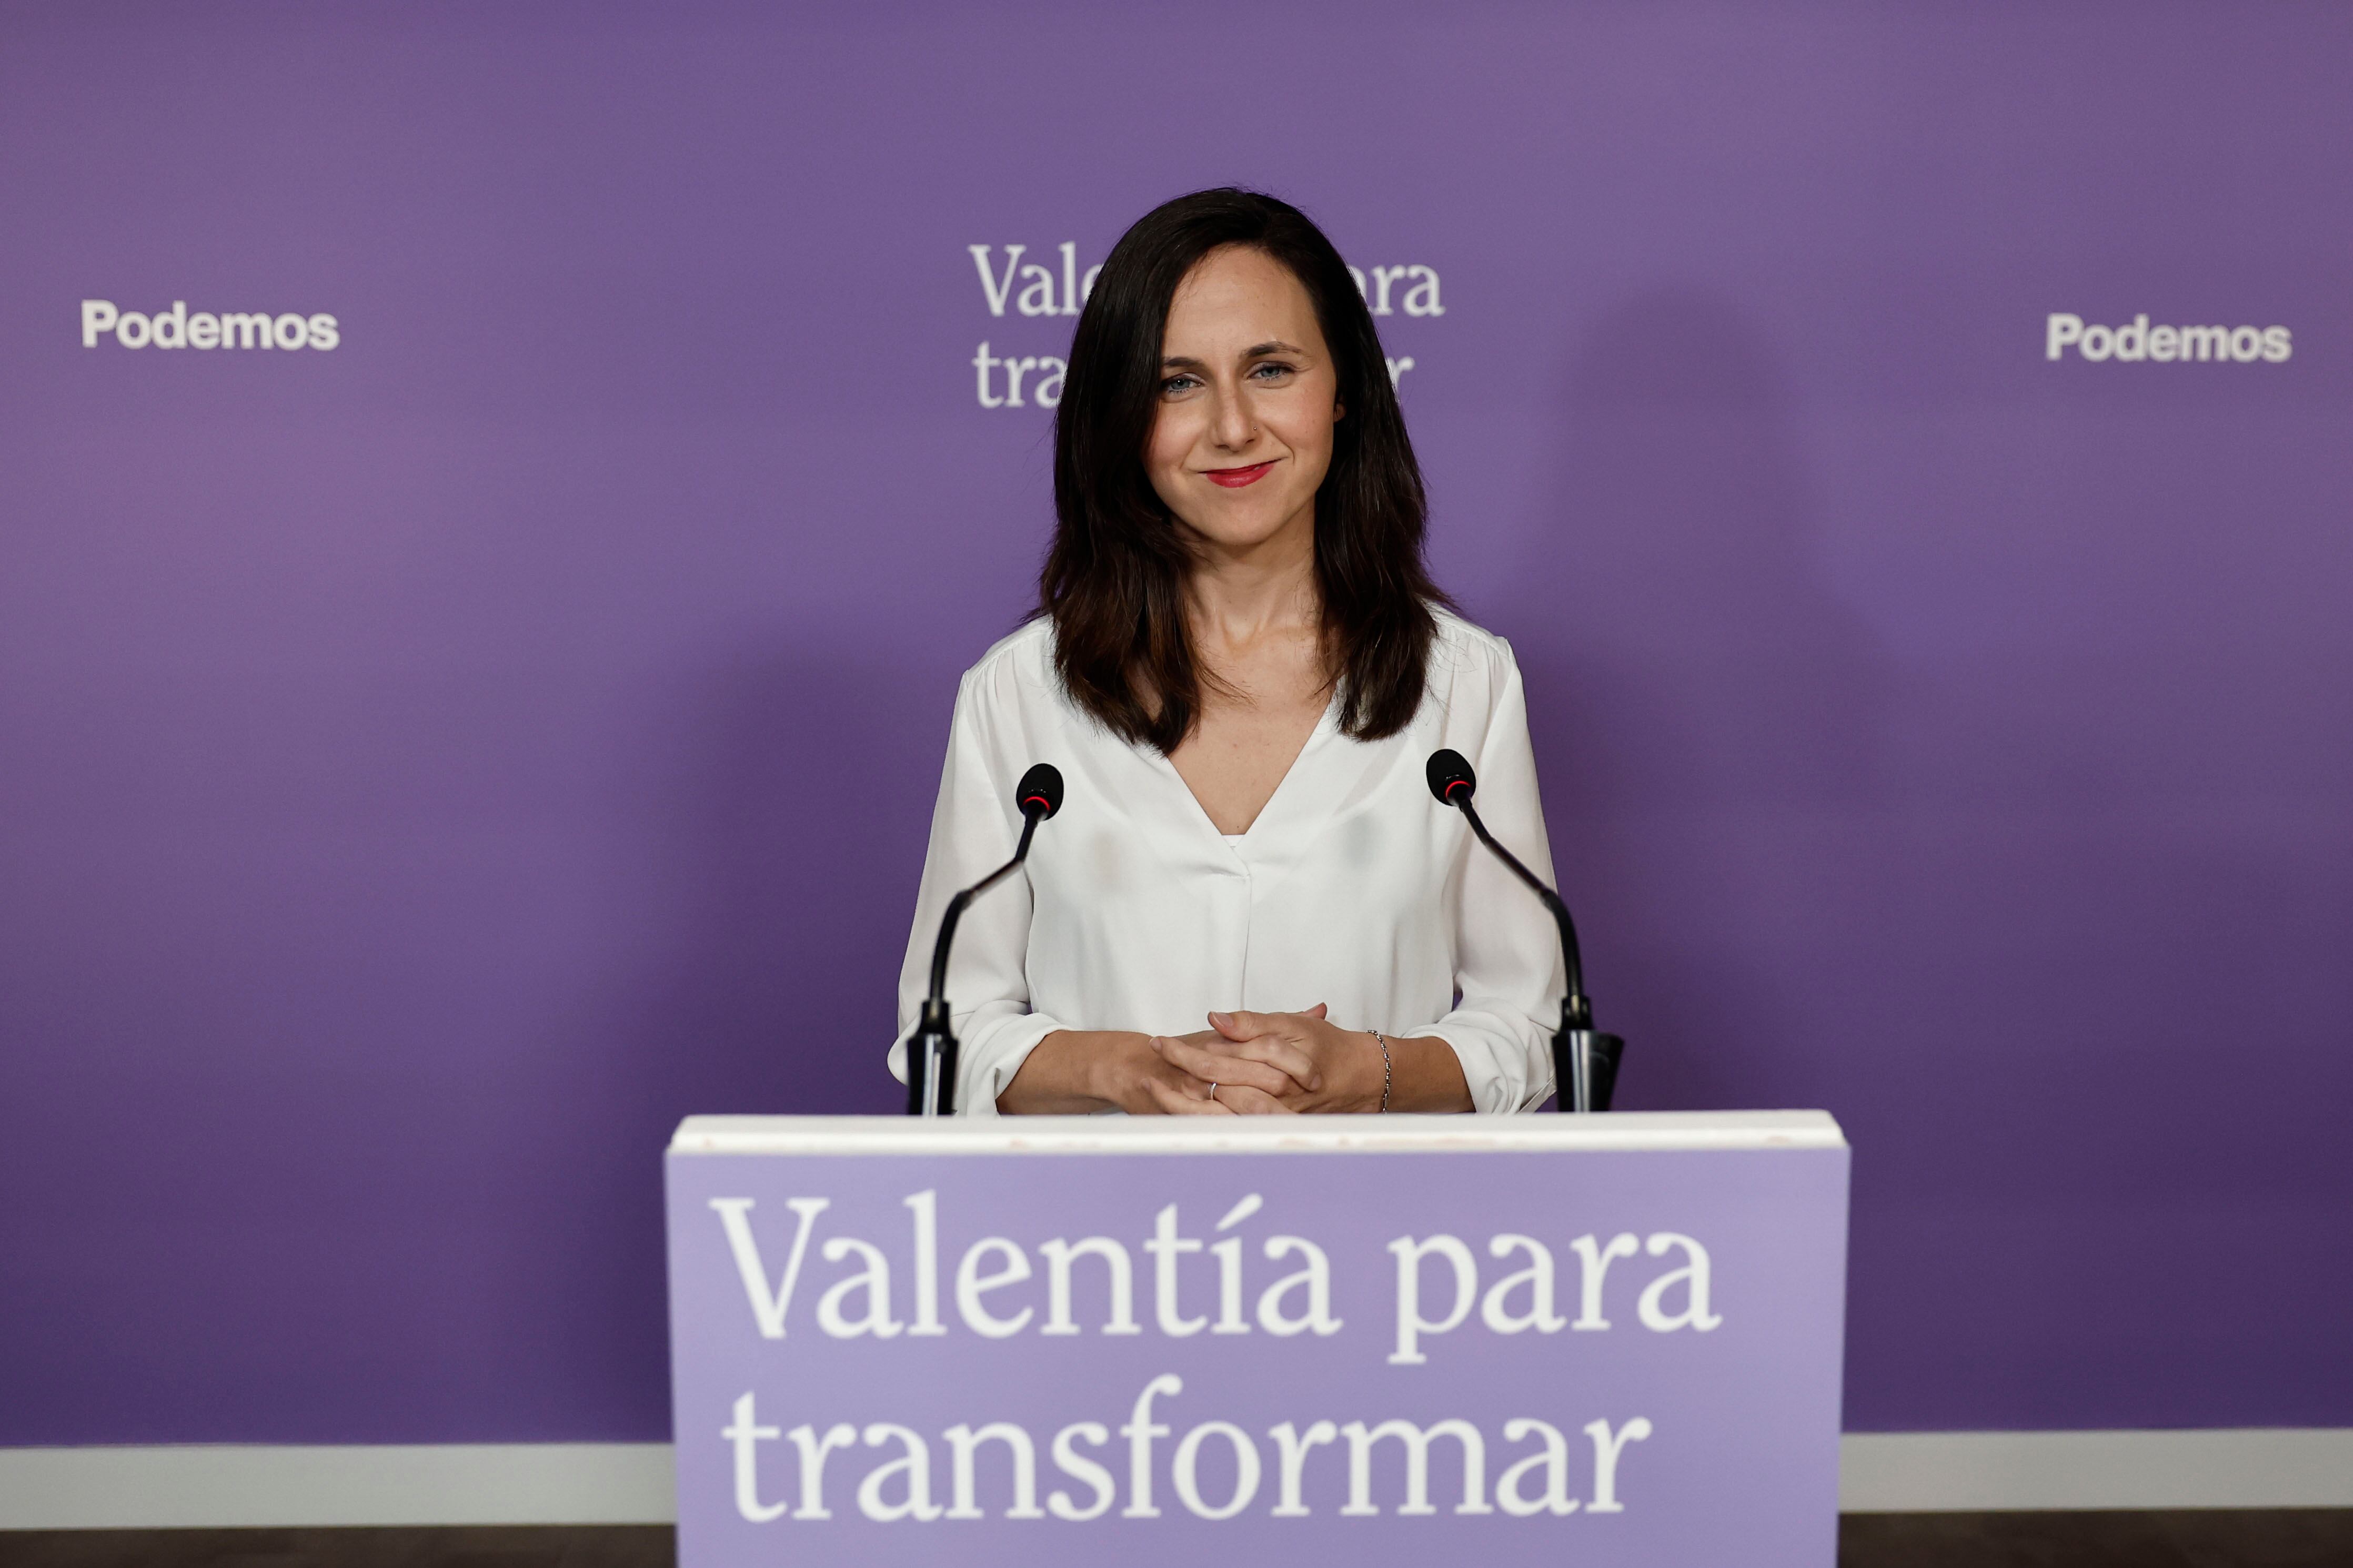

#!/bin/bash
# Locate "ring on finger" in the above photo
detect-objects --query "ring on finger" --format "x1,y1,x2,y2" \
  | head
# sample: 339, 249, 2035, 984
1208, 1081, 1219, 1100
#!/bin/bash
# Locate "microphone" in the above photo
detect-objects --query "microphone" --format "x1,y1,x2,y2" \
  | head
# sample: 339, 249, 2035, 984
1425, 748, 1623, 1113
906, 763, 1065, 1116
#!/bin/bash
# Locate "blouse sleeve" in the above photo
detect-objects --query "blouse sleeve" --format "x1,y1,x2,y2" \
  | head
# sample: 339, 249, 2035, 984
1399, 642, 1567, 1112
888, 660, 1069, 1116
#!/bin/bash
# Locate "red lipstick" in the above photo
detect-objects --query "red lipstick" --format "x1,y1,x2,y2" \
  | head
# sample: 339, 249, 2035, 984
1203, 461, 1275, 488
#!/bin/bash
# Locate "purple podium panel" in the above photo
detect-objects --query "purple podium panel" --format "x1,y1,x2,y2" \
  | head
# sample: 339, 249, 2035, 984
664, 1112, 1849, 1567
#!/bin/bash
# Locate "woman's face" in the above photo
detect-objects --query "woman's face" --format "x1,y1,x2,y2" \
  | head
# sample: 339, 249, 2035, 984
1145, 245, 1343, 558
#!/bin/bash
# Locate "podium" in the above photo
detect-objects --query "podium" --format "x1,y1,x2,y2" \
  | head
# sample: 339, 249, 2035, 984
664, 1111, 1849, 1567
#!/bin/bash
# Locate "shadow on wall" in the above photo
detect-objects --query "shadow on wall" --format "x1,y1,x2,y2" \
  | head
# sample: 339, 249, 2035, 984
1490, 289, 1895, 1111
600, 641, 940, 1128
536, 637, 935, 1273
488, 640, 945, 1432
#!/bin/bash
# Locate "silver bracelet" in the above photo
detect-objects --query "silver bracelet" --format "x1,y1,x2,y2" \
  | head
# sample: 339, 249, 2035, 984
1373, 1030, 1391, 1112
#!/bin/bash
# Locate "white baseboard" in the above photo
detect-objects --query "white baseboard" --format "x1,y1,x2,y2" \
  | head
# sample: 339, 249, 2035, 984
1, 1430, 2347, 1529
0, 1442, 675, 1529
1841, 1428, 2353, 1512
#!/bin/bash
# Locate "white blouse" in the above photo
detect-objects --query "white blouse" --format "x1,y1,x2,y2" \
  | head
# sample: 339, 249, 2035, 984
888, 612, 1567, 1115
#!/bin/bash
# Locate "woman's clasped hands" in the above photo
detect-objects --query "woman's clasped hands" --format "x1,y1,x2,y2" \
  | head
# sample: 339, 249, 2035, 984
1150, 1004, 1388, 1115
1011, 1008, 1465, 1116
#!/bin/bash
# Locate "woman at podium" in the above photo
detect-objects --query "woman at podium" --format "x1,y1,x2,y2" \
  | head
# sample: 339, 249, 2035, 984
892, 189, 1565, 1117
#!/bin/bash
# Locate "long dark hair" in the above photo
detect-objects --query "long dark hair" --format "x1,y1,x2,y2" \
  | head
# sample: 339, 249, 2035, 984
1041, 188, 1447, 753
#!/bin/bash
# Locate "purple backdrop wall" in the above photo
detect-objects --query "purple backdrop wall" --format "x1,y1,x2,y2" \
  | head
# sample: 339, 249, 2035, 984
3, 0, 2348, 1447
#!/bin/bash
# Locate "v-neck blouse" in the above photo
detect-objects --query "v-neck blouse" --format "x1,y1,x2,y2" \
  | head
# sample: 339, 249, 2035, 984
890, 612, 1567, 1115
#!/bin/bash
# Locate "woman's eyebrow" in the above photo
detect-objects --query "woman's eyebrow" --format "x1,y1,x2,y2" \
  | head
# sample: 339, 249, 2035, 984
1159, 340, 1305, 369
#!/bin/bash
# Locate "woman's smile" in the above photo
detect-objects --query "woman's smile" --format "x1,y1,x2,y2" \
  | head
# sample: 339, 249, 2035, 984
1202, 460, 1276, 488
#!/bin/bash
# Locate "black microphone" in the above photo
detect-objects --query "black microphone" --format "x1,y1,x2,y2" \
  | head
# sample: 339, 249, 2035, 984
1425, 748, 1623, 1113
906, 763, 1065, 1116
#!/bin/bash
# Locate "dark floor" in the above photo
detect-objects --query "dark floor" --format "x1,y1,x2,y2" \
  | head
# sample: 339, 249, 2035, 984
0, 1533, 667, 1568
1, 1514, 2350, 1566
1839, 1512, 2353, 1566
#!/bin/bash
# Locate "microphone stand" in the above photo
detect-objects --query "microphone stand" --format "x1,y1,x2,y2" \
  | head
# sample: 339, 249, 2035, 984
1443, 786, 1622, 1114
907, 774, 1058, 1116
